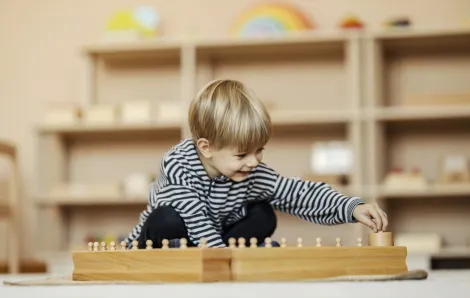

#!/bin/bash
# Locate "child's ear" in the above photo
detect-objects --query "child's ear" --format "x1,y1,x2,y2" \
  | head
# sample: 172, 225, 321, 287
196, 138, 213, 158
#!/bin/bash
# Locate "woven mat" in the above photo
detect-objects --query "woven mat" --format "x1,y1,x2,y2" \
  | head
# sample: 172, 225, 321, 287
3, 270, 428, 286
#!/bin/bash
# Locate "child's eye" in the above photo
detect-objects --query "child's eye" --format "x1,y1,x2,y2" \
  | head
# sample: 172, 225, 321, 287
236, 154, 246, 158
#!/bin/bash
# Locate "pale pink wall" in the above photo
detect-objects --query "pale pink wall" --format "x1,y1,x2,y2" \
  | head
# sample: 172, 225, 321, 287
0, 0, 469, 259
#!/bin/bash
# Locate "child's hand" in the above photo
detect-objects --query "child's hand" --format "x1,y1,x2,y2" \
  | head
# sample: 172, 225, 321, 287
353, 203, 388, 232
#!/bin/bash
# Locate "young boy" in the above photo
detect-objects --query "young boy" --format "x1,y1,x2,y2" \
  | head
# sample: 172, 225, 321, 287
125, 79, 388, 249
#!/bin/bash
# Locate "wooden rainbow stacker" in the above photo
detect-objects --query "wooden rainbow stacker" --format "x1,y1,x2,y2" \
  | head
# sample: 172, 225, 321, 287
72, 232, 410, 283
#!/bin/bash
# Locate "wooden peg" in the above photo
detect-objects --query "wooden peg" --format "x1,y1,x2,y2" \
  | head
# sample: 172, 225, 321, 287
88, 242, 93, 251
238, 237, 246, 248
369, 231, 393, 246
357, 238, 363, 246
109, 241, 116, 251
93, 242, 99, 251
336, 238, 342, 247
228, 238, 236, 248
162, 239, 169, 249
131, 240, 138, 250
264, 237, 272, 248
280, 238, 287, 248
120, 241, 126, 250
100, 241, 107, 251
297, 237, 303, 247
316, 237, 322, 247
199, 238, 207, 248
180, 238, 188, 249
250, 237, 257, 248
146, 240, 153, 249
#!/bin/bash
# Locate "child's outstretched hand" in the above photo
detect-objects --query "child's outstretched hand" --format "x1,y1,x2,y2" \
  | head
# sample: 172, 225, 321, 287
353, 203, 388, 232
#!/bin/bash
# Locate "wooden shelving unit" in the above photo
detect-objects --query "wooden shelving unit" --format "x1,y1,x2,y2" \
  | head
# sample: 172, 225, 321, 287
34, 28, 470, 263
364, 27, 470, 258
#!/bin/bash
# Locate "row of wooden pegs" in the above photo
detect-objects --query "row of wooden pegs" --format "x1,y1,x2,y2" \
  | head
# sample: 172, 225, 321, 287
87, 237, 365, 251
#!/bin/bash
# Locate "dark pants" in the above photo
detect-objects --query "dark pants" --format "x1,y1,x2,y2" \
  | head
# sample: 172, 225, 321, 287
137, 201, 277, 248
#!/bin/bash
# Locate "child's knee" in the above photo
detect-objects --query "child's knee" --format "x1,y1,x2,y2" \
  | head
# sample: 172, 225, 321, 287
249, 201, 277, 229
146, 205, 185, 231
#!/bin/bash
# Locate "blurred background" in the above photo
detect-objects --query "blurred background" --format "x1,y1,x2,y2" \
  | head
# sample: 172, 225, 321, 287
0, 0, 469, 275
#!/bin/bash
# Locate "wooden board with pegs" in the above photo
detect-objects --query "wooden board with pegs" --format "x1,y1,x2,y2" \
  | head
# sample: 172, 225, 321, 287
229, 232, 408, 281
72, 238, 232, 282
71, 231, 409, 283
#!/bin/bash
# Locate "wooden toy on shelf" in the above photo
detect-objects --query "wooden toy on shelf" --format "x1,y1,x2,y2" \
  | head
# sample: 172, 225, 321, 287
339, 14, 364, 29
230, 2, 315, 37
382, 168, 428, 190
435, 155, 470, 184
71, 231, 427, 283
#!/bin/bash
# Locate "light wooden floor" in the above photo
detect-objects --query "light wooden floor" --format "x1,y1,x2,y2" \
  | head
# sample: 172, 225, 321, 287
1, 270, 470, 298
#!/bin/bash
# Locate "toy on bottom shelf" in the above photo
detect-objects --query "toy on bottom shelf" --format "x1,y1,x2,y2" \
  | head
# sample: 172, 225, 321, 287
71, 231, 427, 283
383, 168, 428, 190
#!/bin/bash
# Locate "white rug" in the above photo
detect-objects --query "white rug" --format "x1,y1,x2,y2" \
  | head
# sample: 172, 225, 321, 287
1, 270, 469, 298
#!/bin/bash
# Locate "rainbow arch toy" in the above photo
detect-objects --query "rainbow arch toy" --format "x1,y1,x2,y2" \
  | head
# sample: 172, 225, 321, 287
230, 2, 314, 37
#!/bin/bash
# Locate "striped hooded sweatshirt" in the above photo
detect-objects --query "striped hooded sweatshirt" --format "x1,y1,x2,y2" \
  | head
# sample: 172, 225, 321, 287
125, 138, 364, 247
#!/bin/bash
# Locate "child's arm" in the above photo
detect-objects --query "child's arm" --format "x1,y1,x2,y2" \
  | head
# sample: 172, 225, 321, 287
268, 175, 364, 225
255, 164, 364, 225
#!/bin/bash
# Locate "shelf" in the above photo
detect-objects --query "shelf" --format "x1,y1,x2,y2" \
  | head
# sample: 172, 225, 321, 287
38, 109, 355, 138
34, 27, 470, 260
377, 184, 470, 199
38, 121, 182, 137
371, 106, 470, 122
270, 109, 355, 125
196, 31, 354, 58
82, 38, 183, 60
36, 194, 147, 207
369, 27, 470, 52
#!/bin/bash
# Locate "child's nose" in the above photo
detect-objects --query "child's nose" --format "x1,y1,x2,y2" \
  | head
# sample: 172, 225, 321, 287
246, 156, 259, 167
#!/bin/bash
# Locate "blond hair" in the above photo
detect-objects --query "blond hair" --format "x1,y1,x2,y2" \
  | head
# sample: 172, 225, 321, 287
188, 79, 271, 153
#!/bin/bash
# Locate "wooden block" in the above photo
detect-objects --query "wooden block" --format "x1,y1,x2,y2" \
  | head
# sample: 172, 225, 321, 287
82, 104, 117, 124
369, 231, 394, 246
72, 233, 409, 283
230, 244, 407, 281
72, 244, 232, 282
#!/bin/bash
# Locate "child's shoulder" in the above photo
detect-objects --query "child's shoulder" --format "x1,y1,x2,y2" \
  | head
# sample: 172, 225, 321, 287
160, 138, 199, 174
162, 138, 196, 162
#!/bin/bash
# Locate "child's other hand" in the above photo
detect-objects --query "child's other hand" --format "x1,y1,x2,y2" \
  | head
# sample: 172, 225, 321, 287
353, 203, 388, 232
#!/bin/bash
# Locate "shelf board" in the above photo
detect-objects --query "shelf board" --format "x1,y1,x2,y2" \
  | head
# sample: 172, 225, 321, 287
371, 27, 470, 39
377, 184, 470, 199
38, 121, 182, 136
371, 106, 470, 122
38, 110, 354, 137
369, 27, 470, 52
82, 38, 183, 59
431, 246, 470, 259
270, 109, 355, 125
36, 194, 147, 207
195, 30, 355, 58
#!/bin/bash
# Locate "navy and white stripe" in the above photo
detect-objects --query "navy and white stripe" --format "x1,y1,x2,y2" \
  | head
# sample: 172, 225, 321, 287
125, 138, 364, 247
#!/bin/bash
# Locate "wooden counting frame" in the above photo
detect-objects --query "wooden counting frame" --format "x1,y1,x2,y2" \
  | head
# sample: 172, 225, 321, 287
72, 231, 408, 283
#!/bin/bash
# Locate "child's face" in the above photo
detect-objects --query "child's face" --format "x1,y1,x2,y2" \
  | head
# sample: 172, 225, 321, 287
211, 147, 264, 182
